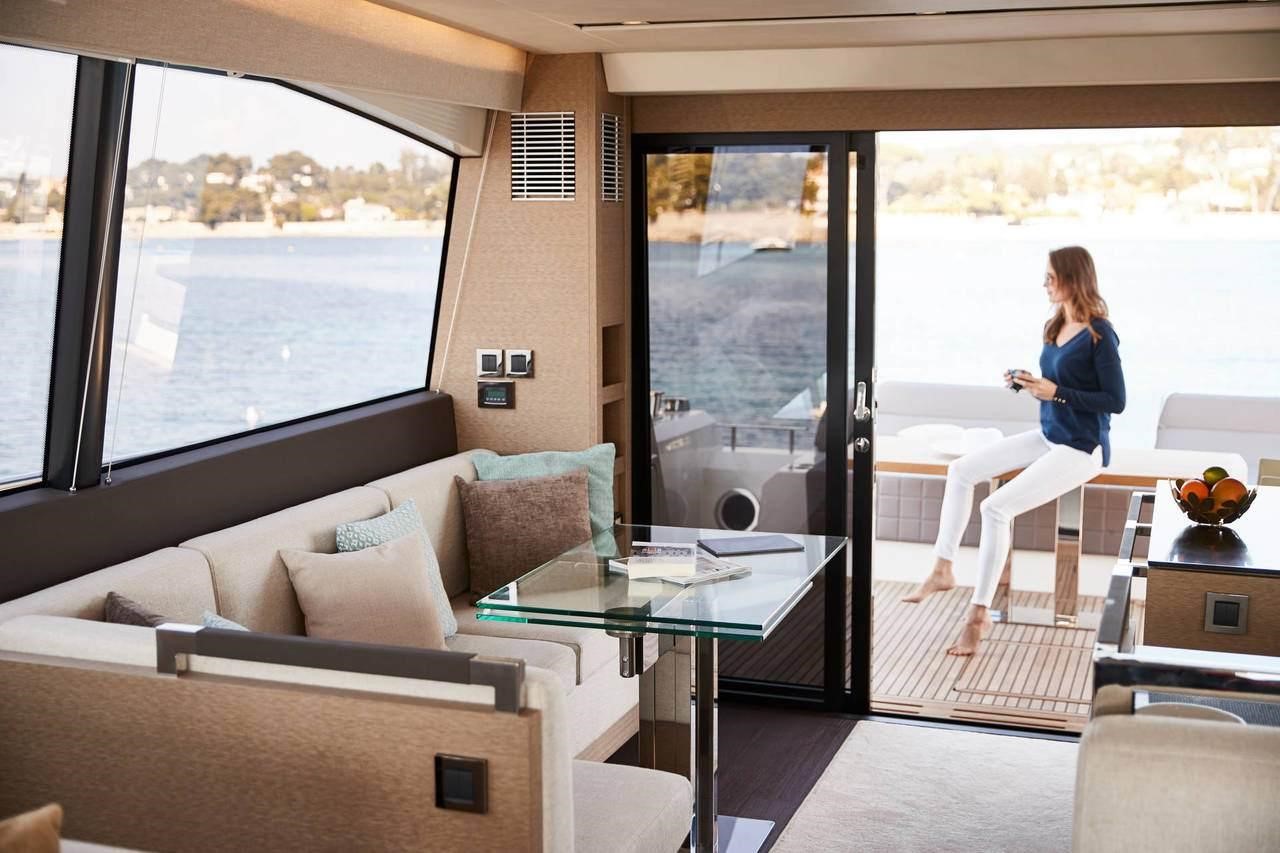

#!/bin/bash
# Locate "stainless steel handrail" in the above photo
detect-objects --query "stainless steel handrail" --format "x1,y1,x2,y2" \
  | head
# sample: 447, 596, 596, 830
723, 423, 805, 454
155, 624, 525, 712
1096, 491, 1154, 652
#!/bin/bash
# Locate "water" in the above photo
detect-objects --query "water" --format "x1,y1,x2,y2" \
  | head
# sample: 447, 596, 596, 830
0, 235, 441, 481
650, 233, 1280, 451
3, 231, 1278, 482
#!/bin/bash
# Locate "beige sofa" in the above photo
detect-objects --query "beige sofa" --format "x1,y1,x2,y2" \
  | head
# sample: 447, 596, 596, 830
0, 615, 689, 852
0, 449, 637, 762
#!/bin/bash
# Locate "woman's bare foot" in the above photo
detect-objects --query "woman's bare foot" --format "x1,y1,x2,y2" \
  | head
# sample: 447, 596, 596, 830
902, 559, 956, 603
946, 606, 993, 656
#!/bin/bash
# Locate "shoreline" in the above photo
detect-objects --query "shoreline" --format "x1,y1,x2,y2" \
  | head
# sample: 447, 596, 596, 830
0, 218, 448, 241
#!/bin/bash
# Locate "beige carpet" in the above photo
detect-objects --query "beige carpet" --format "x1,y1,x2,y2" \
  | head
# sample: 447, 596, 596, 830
772, 721, 1077, 853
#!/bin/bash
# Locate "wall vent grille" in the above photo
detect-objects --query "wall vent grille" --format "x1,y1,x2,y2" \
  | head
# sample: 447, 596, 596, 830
600, 113, 623, 203
510, 111, 575, 201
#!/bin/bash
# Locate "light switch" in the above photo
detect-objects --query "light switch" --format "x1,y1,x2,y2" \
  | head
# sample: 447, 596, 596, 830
476, 349, 503, 377
506, 349, 533, 378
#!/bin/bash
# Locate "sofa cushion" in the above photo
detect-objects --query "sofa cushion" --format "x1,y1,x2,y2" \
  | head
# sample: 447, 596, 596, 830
573, 761, 692, 853
0, 615, 155, 668
202, 611, 249, 631
365, 450, 485, 600
181, 487, 390, 635
282, 534, 446, 650
0, 548, 215, 626
456, 469, 592, 603
473, 443, 616, 535
444, 632, 577, 694
336, 499, 457, 638
452, 594, 617, 683
0, 803, 62, 853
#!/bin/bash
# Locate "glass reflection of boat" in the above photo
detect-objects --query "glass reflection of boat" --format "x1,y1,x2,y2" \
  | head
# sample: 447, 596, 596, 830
750, 237, 793, 252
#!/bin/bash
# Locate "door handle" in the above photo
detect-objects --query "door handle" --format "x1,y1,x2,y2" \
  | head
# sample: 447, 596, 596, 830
853, 381, 871, 423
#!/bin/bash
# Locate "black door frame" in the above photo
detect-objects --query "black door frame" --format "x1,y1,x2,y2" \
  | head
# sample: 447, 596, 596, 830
630, 131, 876, 713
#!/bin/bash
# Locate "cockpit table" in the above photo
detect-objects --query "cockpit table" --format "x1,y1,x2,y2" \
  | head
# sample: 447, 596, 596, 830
476, 524, 847, 853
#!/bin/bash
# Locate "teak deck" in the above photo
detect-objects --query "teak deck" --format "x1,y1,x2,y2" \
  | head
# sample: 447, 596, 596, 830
721, 580, 1145, 732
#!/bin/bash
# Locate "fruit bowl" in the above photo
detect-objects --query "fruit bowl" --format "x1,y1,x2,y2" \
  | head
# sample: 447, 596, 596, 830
1170, 471, 1258, 526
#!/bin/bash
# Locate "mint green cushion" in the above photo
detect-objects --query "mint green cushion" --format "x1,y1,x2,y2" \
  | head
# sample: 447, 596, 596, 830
335, 499, 458, 637
472, 443, 616, 535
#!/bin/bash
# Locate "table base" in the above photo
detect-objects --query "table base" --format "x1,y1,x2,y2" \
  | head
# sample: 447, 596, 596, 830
709, 816, 775, 853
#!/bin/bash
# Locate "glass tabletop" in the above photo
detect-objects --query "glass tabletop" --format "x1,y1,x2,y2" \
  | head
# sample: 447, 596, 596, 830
475, 525, 847, 641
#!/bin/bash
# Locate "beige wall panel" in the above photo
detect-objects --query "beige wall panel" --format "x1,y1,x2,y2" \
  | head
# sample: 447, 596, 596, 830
1145, 568, 1280, 657
0, 658, 542, 852
633, 82, 1280, 133
434, 55, 599, 454
2, 0, 524, 111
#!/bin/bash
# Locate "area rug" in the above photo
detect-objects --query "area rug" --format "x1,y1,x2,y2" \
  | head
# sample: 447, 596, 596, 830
771, 721, 1077, 853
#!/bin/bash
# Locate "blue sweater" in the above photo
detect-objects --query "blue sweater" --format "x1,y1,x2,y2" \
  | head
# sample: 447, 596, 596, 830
1038, 319, 1126, 466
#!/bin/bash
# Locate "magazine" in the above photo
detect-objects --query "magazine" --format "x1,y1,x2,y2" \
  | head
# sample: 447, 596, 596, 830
609, 551, 751, 586
611, 541, 697, 578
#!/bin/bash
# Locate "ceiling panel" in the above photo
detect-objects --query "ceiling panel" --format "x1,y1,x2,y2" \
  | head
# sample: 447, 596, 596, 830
378, 0, 1280, 54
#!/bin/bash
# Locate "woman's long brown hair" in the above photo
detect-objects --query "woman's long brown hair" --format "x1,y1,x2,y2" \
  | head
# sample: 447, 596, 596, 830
1044, 245, 1108, 344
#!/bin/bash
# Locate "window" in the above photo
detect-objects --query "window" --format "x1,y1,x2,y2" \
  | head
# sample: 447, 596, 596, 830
876, 127, 1280, 448
105, 65, 454, 464
0, 43, 77, 487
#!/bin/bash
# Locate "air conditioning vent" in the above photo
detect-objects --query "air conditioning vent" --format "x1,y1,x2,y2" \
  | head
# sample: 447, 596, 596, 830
510, 111, 575, 201
600, 113, 623, 203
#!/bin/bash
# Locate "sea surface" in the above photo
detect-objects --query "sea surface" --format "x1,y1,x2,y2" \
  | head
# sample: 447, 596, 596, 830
2, 231, 1279, 482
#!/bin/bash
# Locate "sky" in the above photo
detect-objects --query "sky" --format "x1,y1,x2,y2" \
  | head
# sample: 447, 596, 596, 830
0, 44, 449, 179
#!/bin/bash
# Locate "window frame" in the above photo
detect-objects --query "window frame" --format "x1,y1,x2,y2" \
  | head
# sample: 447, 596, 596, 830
97, 60, 462, 474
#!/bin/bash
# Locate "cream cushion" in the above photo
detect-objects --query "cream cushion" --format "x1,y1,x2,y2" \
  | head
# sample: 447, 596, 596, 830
0, 548, 215, 626
282, 534, 446, 649
366, 450, 486, 599
181, 487, 390, 634
445, 632, 577, 694
573, 761, 692, 853
451, 594, 617, 683
1074, 714, 1280, 852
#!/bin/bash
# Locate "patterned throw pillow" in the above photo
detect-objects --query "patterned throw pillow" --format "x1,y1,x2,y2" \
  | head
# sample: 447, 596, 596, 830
104, 591, 168, 627
336, 499, 457, 637
471, 443, 616, 536
202, 610, 249, 631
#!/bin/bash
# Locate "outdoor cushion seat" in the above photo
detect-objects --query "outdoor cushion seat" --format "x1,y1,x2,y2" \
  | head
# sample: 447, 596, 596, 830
452, 594, 617, 684
445, 632, 579, 694
572, 760, 692, 853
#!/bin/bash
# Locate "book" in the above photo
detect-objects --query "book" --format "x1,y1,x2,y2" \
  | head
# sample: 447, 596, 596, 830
697, 534, 803, 558
609, 552, 751, 586
612, 541, 697, 578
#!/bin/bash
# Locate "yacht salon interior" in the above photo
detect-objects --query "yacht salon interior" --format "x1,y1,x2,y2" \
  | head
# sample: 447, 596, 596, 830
1, 2, 1279, 851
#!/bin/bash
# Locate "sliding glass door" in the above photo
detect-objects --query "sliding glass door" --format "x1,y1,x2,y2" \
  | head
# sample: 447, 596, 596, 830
633, 133, 874, 709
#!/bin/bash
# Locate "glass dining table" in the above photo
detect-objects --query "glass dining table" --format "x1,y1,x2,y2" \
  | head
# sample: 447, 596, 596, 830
476, 524, 847, 853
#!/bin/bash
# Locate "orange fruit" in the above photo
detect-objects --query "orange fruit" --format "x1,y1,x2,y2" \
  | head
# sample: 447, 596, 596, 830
1180, 480, 1210, 503
1211, 478, 1248, 505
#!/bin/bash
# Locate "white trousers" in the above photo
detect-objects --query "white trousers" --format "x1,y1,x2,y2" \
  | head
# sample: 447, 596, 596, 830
933, 429, 1102, 607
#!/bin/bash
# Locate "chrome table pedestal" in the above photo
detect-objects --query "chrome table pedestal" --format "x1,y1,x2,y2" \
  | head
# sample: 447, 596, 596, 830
618, 632, 774, 853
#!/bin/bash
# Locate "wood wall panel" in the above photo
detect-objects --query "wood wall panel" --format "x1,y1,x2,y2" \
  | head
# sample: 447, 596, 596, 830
632, 82, 1280, 133
1145, 568, 1280, 656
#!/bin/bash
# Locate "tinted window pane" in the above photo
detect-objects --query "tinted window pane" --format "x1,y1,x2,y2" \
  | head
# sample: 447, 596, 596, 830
106, 65, 453, 463
0, 44, 77, 486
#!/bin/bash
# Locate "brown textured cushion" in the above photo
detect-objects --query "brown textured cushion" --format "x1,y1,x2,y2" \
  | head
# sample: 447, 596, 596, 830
0, 803, 62, 853
104, 591, 168, 627
280, 532, 446, 649
455, 468, 592, 602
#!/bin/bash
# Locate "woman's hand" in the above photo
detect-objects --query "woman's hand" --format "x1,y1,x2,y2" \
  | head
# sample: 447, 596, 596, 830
1022, 376, 1058, 401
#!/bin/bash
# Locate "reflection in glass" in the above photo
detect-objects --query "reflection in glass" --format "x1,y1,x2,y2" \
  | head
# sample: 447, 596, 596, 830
0, 44, 77, 486
105, 65, 454, 465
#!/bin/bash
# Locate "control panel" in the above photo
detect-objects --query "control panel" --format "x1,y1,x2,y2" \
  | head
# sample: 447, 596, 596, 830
477, 381, 515, 409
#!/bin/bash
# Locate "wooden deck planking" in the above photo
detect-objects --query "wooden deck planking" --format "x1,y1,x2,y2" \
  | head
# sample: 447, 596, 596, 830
719, 578, 1145, 732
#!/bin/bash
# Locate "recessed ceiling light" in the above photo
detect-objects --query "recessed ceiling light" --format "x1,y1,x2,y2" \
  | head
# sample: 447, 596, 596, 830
621, 20, 650, 25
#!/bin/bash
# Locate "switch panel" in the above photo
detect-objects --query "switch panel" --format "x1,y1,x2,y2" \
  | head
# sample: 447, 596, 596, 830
506, 349, 534, 378
435, 754, 488, 814
1203, 592, 1249, 634
476, 349, 504, 377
